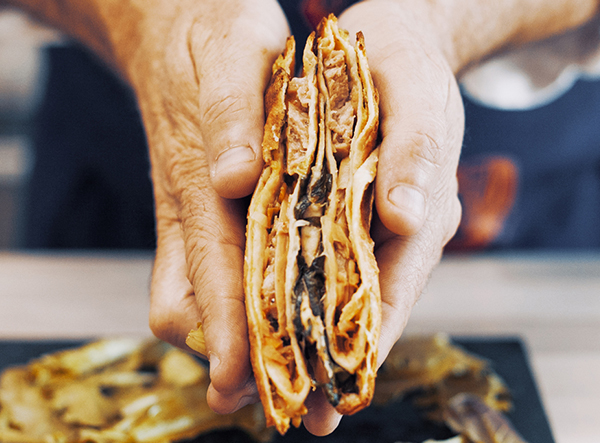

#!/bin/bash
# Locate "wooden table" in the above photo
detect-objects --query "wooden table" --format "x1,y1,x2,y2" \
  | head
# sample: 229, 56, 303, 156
1, 251, 599, 442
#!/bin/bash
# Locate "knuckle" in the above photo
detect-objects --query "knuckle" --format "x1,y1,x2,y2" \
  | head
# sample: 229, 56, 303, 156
444, 192, 463, 245
148, 266, 196, 350
199, 88, 249, 128
411, 131, 444, 169
181, 215, 244, 291
382, 290, 416, 325
430, 175, 462, 246
184, 237, 216, 291
393, 129, 445, 180
164, 154, 211, 207
149, 308, 177, 345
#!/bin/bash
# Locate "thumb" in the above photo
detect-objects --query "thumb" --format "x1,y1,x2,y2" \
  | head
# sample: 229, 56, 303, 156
339, 3, 463, 238
193, 9, 289, 199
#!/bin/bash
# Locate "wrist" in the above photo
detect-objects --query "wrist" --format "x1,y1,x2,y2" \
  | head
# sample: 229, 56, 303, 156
414, 0, 599, 74
357, 0, 598, 74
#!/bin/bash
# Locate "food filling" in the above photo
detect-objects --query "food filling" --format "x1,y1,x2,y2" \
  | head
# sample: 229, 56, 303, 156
245, 15, 380, 434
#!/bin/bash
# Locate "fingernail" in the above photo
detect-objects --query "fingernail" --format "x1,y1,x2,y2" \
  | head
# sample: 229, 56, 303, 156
388, 184, 426, 222
213, 145, 256, 177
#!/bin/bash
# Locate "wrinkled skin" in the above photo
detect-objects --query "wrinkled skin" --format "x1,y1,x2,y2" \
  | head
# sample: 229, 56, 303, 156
136, 0, 290, 423
141, 0, 462, 435
138, 0, 462, 436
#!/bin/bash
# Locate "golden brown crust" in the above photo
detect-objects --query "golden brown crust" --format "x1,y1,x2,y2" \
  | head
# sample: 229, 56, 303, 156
262, 37, 295, 163
332, 26, 380, 415
244, 15, 380, 433
245, 36, 311, 435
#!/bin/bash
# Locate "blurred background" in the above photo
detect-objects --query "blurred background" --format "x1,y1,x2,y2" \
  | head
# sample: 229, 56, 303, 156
0, 9, 51, 248
0, 8, 155, 251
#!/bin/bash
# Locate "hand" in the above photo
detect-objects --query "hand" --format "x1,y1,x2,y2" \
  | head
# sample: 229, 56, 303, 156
142, 0, 463, 435
341, 0, 464, 341
126, 0, 289, 418
108, 0, 592, 436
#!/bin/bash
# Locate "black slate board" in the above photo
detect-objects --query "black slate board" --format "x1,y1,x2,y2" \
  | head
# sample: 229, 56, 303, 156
0, 338, 555, 443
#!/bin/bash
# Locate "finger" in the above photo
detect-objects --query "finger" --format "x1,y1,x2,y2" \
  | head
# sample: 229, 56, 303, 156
375, 104, 460, 238
339, 3, 463, 237
151, 199, 254, 413
374, 228, 440, 368
191, 3, 289, 199
149, 214, 203, 355
372, 169, 461, 366
180, 192, 253, 411
206, 374, 260, 414
302, 389, 343, 436
373, 54, 462, 238
151, 138, 254, 413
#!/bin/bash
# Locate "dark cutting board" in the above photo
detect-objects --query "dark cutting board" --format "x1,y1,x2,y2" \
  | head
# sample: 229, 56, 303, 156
0, 337, 555, 443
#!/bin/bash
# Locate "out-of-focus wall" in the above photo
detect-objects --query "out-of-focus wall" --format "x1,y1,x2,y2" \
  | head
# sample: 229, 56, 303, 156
0, 9, 60, 248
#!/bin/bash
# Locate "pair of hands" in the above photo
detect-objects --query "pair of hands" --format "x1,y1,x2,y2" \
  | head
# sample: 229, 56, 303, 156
135, 0, 463, 436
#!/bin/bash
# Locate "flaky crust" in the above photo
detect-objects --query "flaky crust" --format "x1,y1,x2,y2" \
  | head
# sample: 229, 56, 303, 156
244, 15, 380, 434
245, 37, 311, 434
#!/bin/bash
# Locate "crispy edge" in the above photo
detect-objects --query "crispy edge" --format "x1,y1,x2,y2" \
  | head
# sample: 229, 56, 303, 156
245, 36, 297, 435
316, 16, 381, 415
337, 29, 381, 415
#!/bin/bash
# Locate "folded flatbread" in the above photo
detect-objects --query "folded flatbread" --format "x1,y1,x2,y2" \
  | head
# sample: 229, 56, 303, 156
244, 15, 380, 434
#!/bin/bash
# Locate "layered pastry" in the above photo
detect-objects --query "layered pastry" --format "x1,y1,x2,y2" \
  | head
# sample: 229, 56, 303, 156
244, 14, 380, 434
